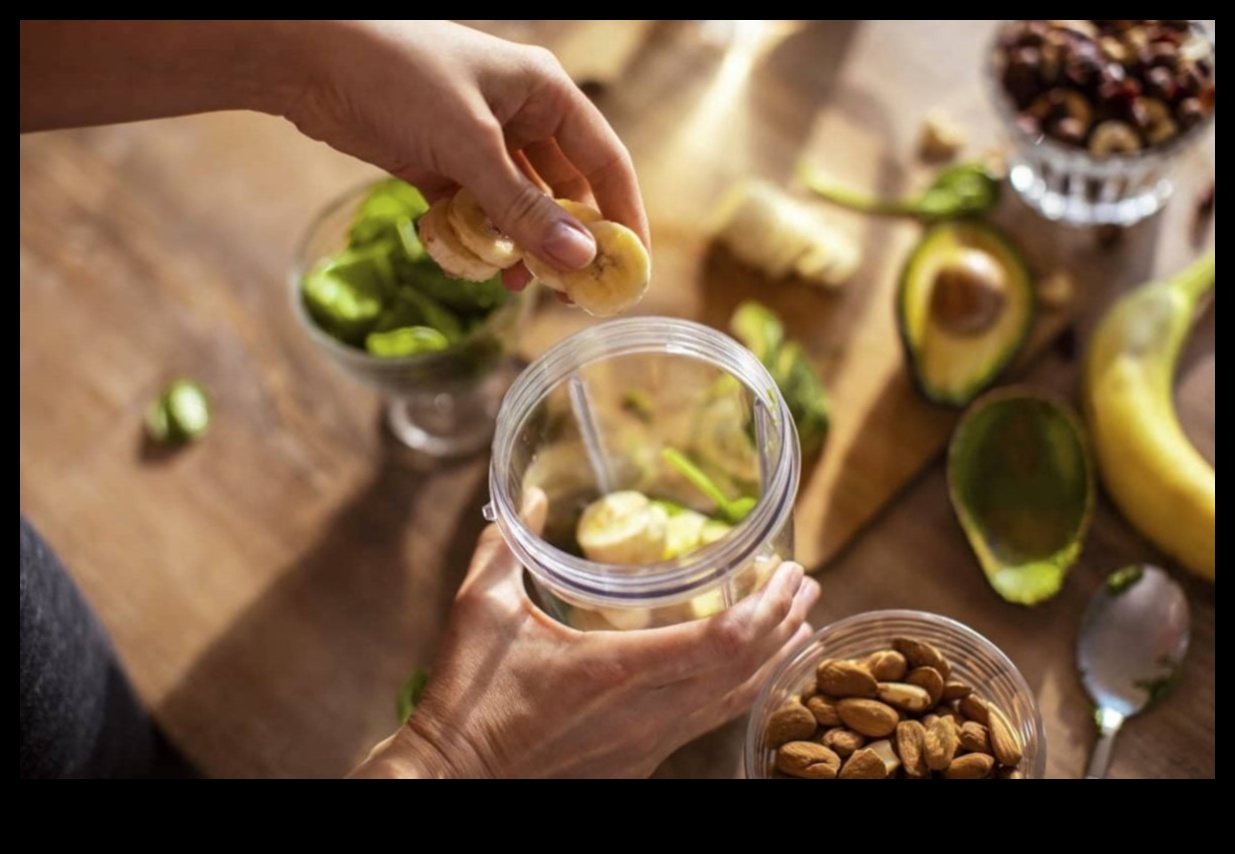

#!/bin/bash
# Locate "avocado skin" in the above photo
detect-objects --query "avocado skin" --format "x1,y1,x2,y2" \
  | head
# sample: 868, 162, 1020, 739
896, 220, 1036, 408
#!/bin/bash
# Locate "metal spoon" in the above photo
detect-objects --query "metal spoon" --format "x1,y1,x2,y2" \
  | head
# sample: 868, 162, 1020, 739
1077, 565, 1190, 779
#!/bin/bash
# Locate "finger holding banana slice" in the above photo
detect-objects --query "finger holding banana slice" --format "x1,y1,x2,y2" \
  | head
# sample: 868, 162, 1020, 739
418, 187, 651, 317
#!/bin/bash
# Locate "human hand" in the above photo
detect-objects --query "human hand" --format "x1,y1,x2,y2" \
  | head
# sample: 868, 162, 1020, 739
350, 490, 819, 778
287, 20, 649, 291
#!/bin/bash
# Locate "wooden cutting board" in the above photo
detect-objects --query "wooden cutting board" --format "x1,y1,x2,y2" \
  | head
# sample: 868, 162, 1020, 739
521, 20, 1079, 570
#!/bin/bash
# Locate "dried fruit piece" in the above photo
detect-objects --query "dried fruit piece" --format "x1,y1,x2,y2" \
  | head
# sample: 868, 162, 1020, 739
817, 660, 879, 698
876, 681, 933, 713
1037, 270, 1076, 310
944, 752, 996, 779
942, 680, 974, 702
766, 699, 818, 747
959, 721, 993, 755
806, 694, 843, 727
866, 739, 902, 776
776, 741, 841, 779
895, 720, 930, 779
920, 111, 968, 161
864, 650, 908, 682
923, 714, 960, 771
836, 698, 899, 738
986, 703, 1025, 767
905, 666, 945, 708
820, 727, 866, 757
891, 637, 952, 679
838, 747, 888, 779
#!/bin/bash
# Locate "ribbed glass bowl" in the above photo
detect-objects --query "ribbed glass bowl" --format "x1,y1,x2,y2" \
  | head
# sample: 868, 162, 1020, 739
745, 609, 1046, 778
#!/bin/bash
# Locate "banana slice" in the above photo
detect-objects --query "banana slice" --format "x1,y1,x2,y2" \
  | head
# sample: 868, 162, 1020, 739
531, 221, 650, 316
663, 509, 710, 560
524, 199, 604, 293
417, 199, 501, 282
447, 189, 523, 269
577, 490, 668, 565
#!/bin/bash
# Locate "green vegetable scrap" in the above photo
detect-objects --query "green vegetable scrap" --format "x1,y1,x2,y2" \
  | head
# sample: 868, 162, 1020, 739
663, 447, 757, 524
1105, 565, 1145, 596
396, 668, 431, 725
301, 178, 509, 357
729, 301, 831, 458
799, 160, 1001, 220
145, 378, 211, 445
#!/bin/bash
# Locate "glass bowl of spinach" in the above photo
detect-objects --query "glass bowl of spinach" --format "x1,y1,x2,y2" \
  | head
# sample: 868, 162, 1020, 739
291, 178, 529, 457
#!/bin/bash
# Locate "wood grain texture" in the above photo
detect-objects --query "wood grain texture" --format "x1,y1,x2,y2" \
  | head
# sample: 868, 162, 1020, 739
19, 20, 1214, 778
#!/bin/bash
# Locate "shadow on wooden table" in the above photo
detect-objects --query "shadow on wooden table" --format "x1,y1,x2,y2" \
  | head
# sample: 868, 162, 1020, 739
158, 420, 491, 778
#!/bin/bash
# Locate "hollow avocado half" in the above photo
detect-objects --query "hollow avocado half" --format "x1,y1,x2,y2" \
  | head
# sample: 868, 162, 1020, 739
948, 389, 1094, 605
897, 221, 1035, 407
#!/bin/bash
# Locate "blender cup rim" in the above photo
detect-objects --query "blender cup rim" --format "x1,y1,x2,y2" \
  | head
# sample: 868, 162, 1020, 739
488, 316, 801, 606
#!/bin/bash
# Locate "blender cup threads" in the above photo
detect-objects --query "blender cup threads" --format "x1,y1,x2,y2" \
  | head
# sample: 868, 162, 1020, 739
488, 317, 802, 631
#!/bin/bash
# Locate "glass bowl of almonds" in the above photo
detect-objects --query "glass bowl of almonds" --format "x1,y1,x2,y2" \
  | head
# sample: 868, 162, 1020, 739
745, 610, 1046, 779
988, 20, 1215, 227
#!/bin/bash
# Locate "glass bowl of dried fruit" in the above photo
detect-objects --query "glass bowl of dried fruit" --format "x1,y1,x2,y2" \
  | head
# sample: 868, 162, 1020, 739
745, 610, 1046, 779
291, 178, 530, 456
988, 20, 1215, 227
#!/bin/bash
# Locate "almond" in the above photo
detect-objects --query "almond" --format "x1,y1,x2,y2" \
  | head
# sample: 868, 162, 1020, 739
776, 741, 841, 779
891, 637, 952, 679
958, 694, 990, 726
923, 714, 959, 771
998, 767, 1025, 780
766, 699, 818, 747
806, 695, 842, 727
905, 666, 945, 707
944, 752, 995, 779
986, 702, 1024, 767
816, 659, 878, 698
895, 720, 930, 779
820, 727, 866, 757
942, 679, 974, 702
864, 649, 908, 682
836, 698, 899, 738
838, 747, 887, 779
959, 721, 992, 755
866, 739, 901, 776
876, 681, 933, 713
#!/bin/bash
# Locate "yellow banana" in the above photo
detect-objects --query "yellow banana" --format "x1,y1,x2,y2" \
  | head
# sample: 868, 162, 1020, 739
417, 199, 501, 282
530, 221, 651, 317
1082, 252, 1215, 581
447, 189, 523, 269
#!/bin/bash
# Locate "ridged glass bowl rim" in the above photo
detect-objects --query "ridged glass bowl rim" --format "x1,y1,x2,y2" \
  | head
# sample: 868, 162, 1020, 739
744, 609, 1047, 779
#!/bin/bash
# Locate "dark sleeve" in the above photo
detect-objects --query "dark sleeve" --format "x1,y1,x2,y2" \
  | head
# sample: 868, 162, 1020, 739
20, 515, 193, 778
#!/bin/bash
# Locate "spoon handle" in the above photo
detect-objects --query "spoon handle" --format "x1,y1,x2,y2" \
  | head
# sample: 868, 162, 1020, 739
1085, 709, 1126, 779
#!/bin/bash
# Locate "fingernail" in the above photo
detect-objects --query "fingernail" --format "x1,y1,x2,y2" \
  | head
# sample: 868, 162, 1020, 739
783, 562, 804, 591
543, 221, 596, 269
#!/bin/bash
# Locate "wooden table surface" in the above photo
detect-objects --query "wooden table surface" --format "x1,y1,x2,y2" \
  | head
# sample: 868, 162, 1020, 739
19, 21, 1215, 778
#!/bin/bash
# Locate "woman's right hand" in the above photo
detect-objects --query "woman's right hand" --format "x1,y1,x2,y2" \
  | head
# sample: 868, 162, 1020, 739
351, 489, 819, 778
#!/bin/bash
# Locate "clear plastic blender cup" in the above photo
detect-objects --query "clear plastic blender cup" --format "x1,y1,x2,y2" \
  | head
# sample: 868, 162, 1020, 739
486, 317, 801, 631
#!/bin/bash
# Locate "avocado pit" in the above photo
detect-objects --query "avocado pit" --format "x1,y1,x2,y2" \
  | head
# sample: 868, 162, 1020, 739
929, 249, 1008, 336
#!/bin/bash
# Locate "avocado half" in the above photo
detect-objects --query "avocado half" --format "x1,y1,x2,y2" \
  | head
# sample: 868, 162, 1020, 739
948, 389, 1094, 605
897, 221, 1034, 407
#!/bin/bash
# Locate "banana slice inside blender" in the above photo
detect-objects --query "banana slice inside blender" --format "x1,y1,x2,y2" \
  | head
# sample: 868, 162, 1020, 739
417, 199, 501, 282
447, 189, 523, 269
576, 490, 669, 565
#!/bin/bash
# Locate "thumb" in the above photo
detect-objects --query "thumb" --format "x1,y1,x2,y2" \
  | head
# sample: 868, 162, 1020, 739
461, 144, 596, 271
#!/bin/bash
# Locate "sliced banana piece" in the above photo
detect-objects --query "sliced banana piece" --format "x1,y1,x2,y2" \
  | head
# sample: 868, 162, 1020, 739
417, 199, 501, 282
577, 490, 668, 565
524, 199, 603, 292
535, 221, 650, 317
447, 189, 523, 269
713, 179, 859, 289
663, 509, 710, 560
